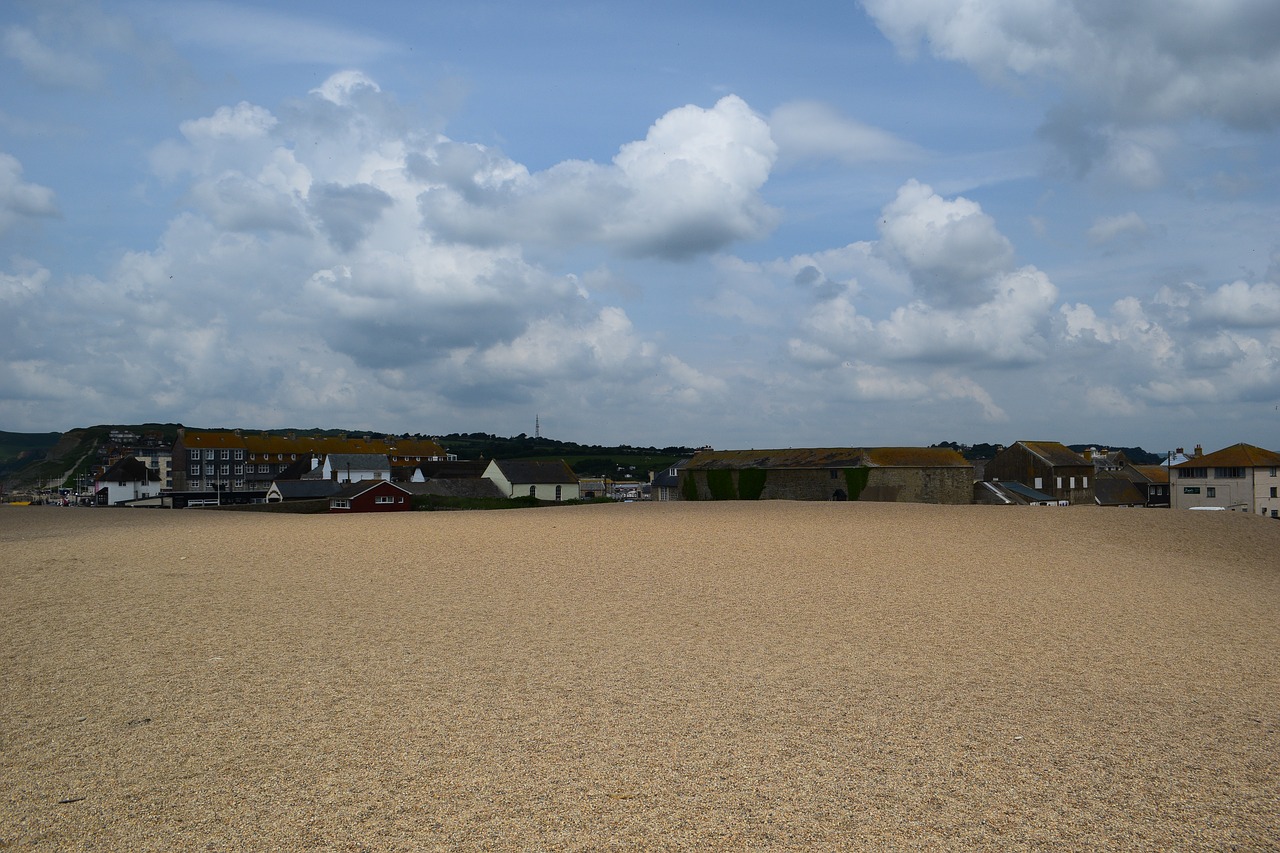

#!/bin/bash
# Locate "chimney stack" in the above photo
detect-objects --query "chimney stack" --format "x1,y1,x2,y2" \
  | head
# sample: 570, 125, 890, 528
1194, 444, 1203, 457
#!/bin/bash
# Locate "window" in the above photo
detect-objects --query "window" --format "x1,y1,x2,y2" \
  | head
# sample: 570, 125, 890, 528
189, 466, 199, 477
375, 495, 395, 504
1181, 468, 1207, 479
220, 449, 230, 460
205, 449, 215, 460
1056, 477, 1063, 489
189, 449, 201, 460
1215, 467, 1244, 479
205, 464, 214, 475
234, 479, 244, 489
332, 499, 350, 509
830, 469, 839, 480
220, 465, 229, 475
1034, 477, 1043, 489
1069, 477, 1076, 489
1083, 477, 1089, 488
234, 449, 244, 460
529, 485, 537, 498
555, 485, 562, 501
1207, 487, 1216, 498
234, 464, 243, 475
1271, 487, 1278, 499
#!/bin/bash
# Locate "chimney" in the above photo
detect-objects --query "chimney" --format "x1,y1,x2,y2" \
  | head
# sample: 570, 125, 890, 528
1194, 444, 1203, 457
1084, 448, 1093, 461
1175, 447, 1184, 456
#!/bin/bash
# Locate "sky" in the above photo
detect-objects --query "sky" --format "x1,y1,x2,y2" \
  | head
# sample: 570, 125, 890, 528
2, 0, 1279, 453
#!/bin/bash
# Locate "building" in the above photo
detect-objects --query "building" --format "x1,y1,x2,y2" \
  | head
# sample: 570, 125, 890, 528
482, 459, 580, 501
679, 447, 973, 503
313, 454, 391, 483
328, 479, 413, 513
984, 441, 1095, 505
1170, 443, 1280, 516
94, 457, 163, 506
172, 429, 447, 493
650, 459, 692, 501
265, 480, 342, 502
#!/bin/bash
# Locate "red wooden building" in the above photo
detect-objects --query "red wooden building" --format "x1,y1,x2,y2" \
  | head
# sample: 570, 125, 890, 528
328, 479, 413, 513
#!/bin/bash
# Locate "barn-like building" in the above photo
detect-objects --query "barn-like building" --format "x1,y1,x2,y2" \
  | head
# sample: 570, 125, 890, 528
678, 447, 973, 504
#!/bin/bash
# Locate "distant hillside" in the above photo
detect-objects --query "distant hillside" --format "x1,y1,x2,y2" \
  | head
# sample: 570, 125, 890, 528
0, 431, 61, 479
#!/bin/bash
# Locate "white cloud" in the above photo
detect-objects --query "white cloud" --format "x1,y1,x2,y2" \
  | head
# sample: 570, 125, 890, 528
877, 179, 1014, 306
0, 152, 59, 234
864, 0, 1280, 184
418, 95, 778, 260
148, 1, 397, 66
1086, 212, 1149, 245
1, 24, 103, 90
769, 100, 923, 167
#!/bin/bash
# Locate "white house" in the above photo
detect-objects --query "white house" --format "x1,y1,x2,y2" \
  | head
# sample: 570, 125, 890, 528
95, 457, 163, 506
309, 453, 391, 484
1170, 443, 1280, 516
482, 459, 580, 502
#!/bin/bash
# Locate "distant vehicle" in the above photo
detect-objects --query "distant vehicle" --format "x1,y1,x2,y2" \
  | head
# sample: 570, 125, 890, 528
1188, 506, 1226, 511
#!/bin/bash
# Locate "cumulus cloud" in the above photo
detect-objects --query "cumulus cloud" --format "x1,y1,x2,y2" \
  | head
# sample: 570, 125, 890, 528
0, 152, 59, 234
877, 179, 1014, 306
0, 72, 751, 433
864, 0, 1280, 183
418, 95, 778, 259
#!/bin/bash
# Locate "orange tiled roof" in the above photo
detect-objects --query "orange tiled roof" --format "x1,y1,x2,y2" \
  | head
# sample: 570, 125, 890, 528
181, 430, 445, 459
1172, 443, 1280, 469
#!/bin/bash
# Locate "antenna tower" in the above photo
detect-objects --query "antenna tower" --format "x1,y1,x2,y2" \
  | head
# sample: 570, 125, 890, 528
535, 414, 541, 439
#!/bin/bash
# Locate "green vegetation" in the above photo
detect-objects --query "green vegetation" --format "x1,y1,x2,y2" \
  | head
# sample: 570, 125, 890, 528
436, 433, 692, 477
737, 468, 767, 500
682, 471, 699, 501
843, 467, 870, 500
706, 469, 736, 500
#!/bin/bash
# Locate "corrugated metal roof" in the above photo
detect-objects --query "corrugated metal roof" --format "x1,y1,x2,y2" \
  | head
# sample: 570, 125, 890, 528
1171, 443, 1280, 469
684, 447, 970, 470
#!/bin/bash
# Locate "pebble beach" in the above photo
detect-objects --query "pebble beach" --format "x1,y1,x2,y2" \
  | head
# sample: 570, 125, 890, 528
2, 501, 1278, 850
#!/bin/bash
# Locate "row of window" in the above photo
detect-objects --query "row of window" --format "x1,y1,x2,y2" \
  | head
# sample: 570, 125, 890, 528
1178, 467, 1279, 479
1033, 476, 1089, 490
1183, 486, 1279, 498
189, 464, 282, 476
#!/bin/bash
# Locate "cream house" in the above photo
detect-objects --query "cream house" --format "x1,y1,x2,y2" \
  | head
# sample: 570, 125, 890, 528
482, 459, 580, 502
1170, 443, 1280, 516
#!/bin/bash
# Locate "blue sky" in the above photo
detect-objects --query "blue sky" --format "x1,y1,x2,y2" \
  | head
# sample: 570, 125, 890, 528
2, 0, 1279, 453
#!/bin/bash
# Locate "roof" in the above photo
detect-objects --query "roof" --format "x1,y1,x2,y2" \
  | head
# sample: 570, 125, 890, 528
99, 456, 160, 483
683, 447, 970, 471
404, 479, 507, 499
1129, 464, 1169, 484
417, 460, 490, 479
1171, 443, 1280, 469
652, 458, 693, 487
325, 453, 390, 469
1093, 474, 1147, 506
330, 479, 412, 500
178, 430, 445, 460
999, 481, 1058, 503
1015, 441, 1090, 468
490, 459, 579, 484
270, 480, 341, 499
